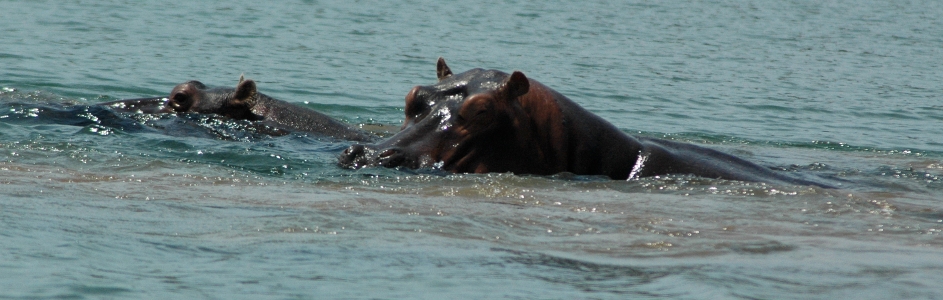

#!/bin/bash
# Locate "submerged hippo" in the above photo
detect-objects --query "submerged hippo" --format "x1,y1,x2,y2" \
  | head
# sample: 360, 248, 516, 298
101, 76, 373, 141
339, 58, 829, 187
98, 97, 168, 114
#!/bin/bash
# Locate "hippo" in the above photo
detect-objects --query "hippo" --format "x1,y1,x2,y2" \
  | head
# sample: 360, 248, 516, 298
339, 58, 830, 187
101, 76, 373, 141
98, 97, 168, 114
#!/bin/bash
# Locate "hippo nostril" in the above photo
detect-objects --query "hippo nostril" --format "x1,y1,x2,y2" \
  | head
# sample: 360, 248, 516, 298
338, 145, 369, 169
379, 149, 397, 158
344, 144, 365, 157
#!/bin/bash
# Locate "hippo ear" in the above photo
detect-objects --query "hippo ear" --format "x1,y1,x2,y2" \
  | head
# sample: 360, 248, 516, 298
497, 71, 529, 99
436, 57, 453, 80
232, 76, 259, 108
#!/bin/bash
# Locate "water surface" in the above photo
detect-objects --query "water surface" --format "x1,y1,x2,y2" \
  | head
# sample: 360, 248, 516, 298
1, 1, 941, 299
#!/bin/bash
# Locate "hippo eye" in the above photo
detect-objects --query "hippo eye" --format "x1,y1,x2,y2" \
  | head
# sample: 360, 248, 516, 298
404, 86, 429, 117
172, 92, 188, 102
168, 91, 193, 112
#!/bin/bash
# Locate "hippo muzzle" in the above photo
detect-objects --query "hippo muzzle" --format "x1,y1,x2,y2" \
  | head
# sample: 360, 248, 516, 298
339, 144, 418, 169
338, 117, 442, 170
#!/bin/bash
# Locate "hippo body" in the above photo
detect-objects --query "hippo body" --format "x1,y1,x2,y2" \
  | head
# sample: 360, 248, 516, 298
103, 77, 373, 141
166, 77, 373, 141
339, 58, 828, 187
99, 97, 168, 114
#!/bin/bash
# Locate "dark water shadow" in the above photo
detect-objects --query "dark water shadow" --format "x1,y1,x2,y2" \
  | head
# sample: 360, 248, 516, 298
493, 248, 687, 298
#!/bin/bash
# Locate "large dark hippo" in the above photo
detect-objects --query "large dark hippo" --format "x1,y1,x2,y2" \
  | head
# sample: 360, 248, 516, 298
101, 76, 373, 141
339, 58, 829, 187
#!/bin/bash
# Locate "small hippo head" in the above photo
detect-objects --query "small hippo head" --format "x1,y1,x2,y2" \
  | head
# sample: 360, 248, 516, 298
340, 58, 552, 174
165, 75, 261, 120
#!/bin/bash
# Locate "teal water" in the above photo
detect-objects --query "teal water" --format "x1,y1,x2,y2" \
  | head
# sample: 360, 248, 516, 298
2, 1, 942, 299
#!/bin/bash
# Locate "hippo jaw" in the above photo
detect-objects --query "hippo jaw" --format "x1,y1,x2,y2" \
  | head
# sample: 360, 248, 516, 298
339, 144, 435, 170
338, 127, 500, 173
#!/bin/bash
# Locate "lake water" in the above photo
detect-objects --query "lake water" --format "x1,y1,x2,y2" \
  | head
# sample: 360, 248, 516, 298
2, 1, 942, 299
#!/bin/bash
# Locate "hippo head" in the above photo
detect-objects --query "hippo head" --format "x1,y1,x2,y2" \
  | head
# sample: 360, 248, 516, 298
165, 75, 261, 120
339, 58, 554, 174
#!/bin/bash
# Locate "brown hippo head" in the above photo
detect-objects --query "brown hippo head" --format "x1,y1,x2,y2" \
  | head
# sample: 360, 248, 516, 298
165, 75, 261, 120
338, 57, 597, 175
